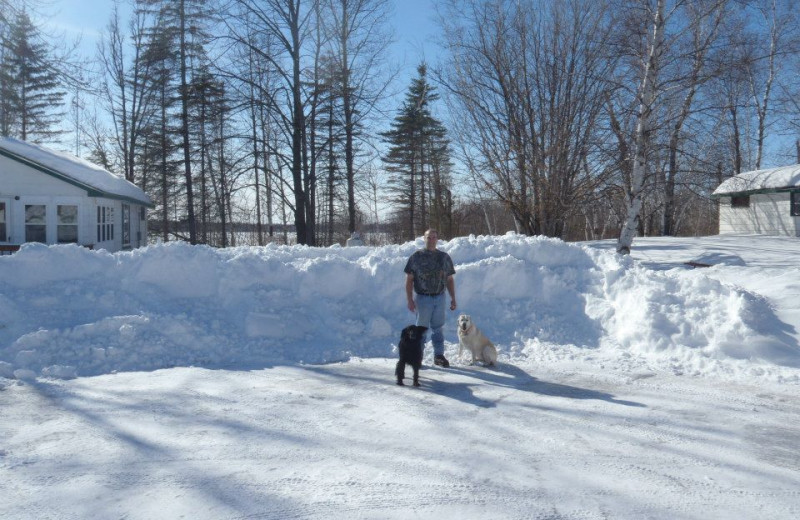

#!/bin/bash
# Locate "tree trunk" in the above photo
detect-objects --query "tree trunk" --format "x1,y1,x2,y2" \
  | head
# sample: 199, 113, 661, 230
618, 0, 665, 254
290, 3, 308, 245
160, 83, 169, 242
178, 0, 197, 244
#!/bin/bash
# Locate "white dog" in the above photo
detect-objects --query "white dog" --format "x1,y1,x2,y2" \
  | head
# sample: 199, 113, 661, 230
457, 314, 498, 366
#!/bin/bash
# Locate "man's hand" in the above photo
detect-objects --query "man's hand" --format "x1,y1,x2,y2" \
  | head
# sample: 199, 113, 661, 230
450, 299, 457, 311
405, 274, 415, 313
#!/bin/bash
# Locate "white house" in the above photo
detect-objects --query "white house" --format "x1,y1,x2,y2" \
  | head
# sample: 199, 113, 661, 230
0, 137, 153, 253
712, 165, 800, 236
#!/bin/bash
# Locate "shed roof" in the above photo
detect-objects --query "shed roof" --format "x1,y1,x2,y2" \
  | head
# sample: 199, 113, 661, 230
712, 164, 800, 198
0, 137, 153, 207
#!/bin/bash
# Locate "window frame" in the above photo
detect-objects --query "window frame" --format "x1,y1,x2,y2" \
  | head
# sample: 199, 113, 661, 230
25, 204, 47, 243
97, 205, 115, 243
791, 192, 800, 217
57, 204, 79, 244
122, 204, 131, 249
0, 201, 7, 242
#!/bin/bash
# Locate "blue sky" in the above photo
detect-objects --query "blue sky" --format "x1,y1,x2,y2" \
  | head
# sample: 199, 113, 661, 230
46, 0, 441, 85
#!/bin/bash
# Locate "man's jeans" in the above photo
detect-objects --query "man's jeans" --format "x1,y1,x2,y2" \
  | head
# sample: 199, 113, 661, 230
415, 292, 446, 356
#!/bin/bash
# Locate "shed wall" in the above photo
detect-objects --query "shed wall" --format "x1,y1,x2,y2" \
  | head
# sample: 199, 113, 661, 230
0, 155, 86, 197
719, 193, 800, 236
0, 156, 148, 251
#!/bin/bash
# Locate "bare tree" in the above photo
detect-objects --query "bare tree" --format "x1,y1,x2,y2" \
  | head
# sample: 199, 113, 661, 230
660, 1, 726, 236
323, 0, 393, 235
617, 0, 666, 254
97, 1, 160, 183
746, 0, 800, 170
226, 0, 319, 245
439, 0, 616, 238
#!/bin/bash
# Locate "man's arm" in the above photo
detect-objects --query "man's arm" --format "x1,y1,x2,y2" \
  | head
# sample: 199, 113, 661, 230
406, 273, 416, 312
447, 275, 456, 311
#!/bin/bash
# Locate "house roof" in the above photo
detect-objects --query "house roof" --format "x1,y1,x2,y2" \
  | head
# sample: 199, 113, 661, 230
0, 137, 154, 207
712, 164, 800, 198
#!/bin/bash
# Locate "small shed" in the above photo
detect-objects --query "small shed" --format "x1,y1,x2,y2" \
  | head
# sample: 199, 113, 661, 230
712, 165, 800, 237
0, 137, 153, 253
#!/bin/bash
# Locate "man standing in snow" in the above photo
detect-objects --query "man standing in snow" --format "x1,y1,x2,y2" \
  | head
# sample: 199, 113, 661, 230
404, 228, 457, 367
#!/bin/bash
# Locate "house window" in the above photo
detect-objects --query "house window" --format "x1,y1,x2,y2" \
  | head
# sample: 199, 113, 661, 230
0, 202, 6, 241
122, 204, 130, 248
25, 205, 47, 243
57, 205, 78, 244
97, 206, 114, 242
731, 195, 750, 208
792, 192, 800, 217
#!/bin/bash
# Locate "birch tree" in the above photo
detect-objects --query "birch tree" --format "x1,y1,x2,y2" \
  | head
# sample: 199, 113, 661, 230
617, 0, 666, 254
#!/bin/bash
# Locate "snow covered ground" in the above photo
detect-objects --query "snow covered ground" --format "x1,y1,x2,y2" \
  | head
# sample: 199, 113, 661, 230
1, 234, 799, 519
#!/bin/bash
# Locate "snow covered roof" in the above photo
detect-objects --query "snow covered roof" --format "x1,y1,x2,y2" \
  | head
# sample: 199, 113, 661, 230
712, 164, 800, 197
0, 137, 153, 207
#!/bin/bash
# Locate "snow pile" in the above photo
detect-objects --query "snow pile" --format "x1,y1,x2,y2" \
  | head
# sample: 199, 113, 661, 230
587, 251, 800, 375
1, 234, 798, 380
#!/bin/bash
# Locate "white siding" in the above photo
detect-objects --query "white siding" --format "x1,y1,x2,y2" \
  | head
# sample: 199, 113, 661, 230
719, 194, 800, 236
0, 156, 149, 251
0, 155, 86, 197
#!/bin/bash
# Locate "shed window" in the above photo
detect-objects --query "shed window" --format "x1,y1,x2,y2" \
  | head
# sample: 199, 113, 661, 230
57, 205, 78, 244
25, 205, 46, 243
792, 192, 800, 217
97, 206, 114, 242
0, 202, 6, 241
731, 195, 750, 208
122, 204, 130, 249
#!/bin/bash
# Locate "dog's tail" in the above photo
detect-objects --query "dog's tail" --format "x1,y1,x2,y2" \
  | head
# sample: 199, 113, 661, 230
482, 345, 498, 366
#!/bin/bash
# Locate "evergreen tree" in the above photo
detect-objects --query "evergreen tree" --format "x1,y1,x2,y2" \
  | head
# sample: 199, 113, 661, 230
187, 64, 228, 246
138, 20, 179, 242
0, 9, 65, 142
312, 52, 346, 245
381, 64, 451, 240
138, 0, 215, 244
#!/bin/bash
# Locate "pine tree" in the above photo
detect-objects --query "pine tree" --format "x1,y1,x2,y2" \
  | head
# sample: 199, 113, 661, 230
306, 51, 349, 246
0, 10, 65, 142
138, 0, 214, 244
138, 21, 179, 243
381, 64, 451, 240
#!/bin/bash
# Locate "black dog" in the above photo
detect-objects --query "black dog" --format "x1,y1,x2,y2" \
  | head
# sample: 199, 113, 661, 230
395, 325, 428, 387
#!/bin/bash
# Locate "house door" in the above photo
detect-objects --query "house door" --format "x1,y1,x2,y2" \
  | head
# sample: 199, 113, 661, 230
0, 199, 10, 243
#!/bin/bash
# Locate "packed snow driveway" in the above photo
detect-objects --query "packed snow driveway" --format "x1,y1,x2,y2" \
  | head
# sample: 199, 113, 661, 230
2, 358, 798, 520
3, 235, 800, 518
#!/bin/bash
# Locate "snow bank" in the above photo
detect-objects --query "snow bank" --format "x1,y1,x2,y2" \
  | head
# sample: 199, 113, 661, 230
1, 234, 798, 380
